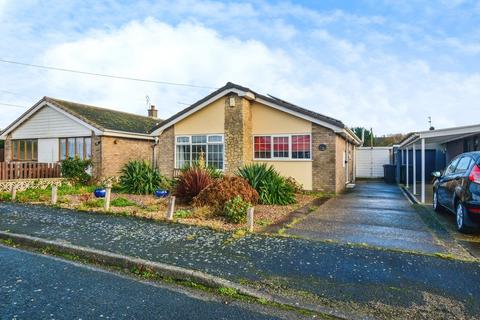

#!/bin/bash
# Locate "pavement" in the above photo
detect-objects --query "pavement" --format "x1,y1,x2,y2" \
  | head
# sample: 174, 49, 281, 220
1, 201, 480, 318
0, 245, 302, 320
287, 181, 447, 253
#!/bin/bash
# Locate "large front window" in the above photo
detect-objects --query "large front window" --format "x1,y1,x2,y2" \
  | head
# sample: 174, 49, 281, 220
11, 139, 38, 161
254, 134, 311, 160
59, 137, 92, 160
175, 135, 224, 170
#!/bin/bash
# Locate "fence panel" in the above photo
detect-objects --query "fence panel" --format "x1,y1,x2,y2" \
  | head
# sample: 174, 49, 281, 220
0, 162, 61, 180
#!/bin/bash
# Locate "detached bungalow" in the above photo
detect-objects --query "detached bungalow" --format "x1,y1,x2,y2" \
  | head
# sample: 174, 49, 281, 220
0, 82, 361, 193
151, 82, 361, 193
0, 97, 160, 178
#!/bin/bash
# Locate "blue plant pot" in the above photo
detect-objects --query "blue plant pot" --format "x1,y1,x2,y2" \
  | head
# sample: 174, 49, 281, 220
94, 188, 106, 198
154, 189, 169, 198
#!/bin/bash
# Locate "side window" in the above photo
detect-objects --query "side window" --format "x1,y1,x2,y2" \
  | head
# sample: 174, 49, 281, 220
454, 156, 472, 174
444, 158, 460, 176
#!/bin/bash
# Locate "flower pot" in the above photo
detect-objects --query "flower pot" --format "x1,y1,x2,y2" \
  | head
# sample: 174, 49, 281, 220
94, 188, 107, 198
154, 189, 169, 198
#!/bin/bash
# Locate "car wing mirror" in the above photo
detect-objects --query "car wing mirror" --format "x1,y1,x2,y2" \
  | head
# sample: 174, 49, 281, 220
432, 171, 442, 178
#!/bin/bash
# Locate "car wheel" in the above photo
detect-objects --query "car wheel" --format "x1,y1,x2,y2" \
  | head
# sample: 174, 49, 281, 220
456, 202, 471, 233
433, 190, 441, 212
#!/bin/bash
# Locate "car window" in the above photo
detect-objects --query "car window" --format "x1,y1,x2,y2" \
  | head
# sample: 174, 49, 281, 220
444, 158, 460, 176
454, 156, 472, 174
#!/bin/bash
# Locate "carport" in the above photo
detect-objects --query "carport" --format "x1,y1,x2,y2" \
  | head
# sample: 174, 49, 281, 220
398, 124, 480, 203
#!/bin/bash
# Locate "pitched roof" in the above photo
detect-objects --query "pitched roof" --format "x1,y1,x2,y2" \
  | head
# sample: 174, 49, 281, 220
45, 97, 161, 134
152, 82, 347, 132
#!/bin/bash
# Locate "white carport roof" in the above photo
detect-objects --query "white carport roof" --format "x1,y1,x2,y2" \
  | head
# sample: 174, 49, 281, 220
399, 123, 480, 149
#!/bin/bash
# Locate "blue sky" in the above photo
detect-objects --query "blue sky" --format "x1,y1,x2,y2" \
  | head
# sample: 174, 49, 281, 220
0, 0, 479, 134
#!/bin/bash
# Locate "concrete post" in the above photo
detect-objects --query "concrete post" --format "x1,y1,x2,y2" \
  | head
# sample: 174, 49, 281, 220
51, 184, 58, 205
421, 138, 426, 204
413, 144, 417, 195
247, 207, 254, 232
406, 147, 409, 188
11, 185, 16, 201
166, 196, 175, 221
104, 183, 112, 211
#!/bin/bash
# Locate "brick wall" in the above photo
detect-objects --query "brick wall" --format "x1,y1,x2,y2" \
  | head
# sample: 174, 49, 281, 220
224, 94, 250, 174
99, 136, 153, 178
91, 133, 102, 178
3, 135, 11, 162
312, 124, 337, 192
156, 126, 175, 178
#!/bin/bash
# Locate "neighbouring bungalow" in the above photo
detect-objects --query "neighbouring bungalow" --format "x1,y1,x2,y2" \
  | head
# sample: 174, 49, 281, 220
0, 97, 160, 178
0, 82, 361, 193
151, 82, 361, 193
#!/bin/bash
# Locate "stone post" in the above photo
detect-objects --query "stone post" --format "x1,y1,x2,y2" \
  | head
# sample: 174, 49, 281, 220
166, 196, 175, 221
104, 182, 112, 211
11, 185, 16, 201
247, 207, 254, 232
51, 183, 58, 205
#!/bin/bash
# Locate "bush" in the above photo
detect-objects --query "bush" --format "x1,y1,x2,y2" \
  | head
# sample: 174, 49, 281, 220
174, 209, 192, 218
285, 177, 303, 193
224, 196, 251, 224
180, 161, 223, 179
237, 163, 296, 205
61, 157, 92, 184
111, 197, 136, 207
119, 161, 165, 195
193, 176, 259, 211
175, 167, 214, 201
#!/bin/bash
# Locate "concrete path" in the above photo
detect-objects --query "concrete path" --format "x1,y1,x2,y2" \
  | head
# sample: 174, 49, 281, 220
1, 202, 479, 319
287, 181, 445, 253
0, 245, 299, 320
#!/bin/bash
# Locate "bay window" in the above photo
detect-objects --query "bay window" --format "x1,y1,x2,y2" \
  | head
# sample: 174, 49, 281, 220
254, 134, 311, 160
59, 137, 92, 161
175, 135, 224, 170
11, 139, 38, 161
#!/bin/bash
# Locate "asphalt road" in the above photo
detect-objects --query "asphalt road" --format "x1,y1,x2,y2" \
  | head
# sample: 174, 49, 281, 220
0, 246, 299, 320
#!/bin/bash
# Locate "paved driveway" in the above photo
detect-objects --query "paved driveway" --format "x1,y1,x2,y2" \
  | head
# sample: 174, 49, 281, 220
287, 181, 446, 253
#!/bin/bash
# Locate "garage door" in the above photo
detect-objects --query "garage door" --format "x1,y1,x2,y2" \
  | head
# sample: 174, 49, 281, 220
356, 147, 392, 178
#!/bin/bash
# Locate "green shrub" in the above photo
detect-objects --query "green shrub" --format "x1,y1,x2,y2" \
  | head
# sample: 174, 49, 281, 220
175, 167, 214, 201
223, 195, 251, 224
84, 198, 104, 208
237, 163, 296, 205
61, 157, 92, 184
0, 192, 11, 201
193, 176, 259, 212
111, 197, 136, 207
119, 161, 166, 195
174, 209, 192, 218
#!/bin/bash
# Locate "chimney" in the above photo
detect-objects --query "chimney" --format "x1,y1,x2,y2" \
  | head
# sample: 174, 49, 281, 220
148, 105, 158, 118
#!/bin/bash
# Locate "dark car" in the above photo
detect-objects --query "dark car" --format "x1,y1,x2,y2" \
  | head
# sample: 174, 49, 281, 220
432, 152, 480, 233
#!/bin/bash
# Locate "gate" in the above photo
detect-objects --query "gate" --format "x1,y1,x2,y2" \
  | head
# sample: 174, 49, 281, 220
355, 147, 392, 178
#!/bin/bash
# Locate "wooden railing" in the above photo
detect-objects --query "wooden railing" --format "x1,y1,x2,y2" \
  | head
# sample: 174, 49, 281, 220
0, 162, 61, 180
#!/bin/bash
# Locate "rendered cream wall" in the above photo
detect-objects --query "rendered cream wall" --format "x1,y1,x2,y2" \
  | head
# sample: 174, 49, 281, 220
174, 99, 225, 135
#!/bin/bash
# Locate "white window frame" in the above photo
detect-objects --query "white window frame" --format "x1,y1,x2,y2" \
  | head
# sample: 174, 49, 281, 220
253, 133, 312, 161
174, 134, 225, 170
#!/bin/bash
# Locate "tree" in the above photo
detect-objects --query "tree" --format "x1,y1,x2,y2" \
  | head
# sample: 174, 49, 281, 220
352, 127, 374, 146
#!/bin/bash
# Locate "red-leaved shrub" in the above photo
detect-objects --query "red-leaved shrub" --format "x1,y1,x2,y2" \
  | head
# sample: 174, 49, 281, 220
193, 176, 259, 211
175, 167, 214, 201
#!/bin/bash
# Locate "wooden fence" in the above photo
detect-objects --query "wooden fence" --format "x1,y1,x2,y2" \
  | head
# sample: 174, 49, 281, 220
0, 162, 61, 180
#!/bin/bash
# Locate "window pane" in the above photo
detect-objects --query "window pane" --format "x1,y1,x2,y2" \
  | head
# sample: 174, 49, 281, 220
455, 157, 472, 173
192, 135, 207, 144
67, 138, 75, 159
207, 144, 224, 170
84, 138, 92, 160
176, 136, 189, 144
292, 135, 311, 159
76, 138, 84, 160
26, 140, 32, 160
32, 140, 38, 160
273, 136, 289, 158
19, 141, 25, 160
208, 135, 223, 143
12, 141, 18, 160
192, 144, 207, 164
176, 145, 191, 168
60, 139, 67, 160
254, 136, 271, 159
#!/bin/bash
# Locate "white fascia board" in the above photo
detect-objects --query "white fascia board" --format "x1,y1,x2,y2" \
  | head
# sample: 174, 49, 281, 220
417, 125, 480, 139
399, 135, 420, 148
150, 88, 246, 136
102, 129, 154, 140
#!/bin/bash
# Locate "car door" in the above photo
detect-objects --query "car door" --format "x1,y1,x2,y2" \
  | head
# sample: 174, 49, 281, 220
437, 157, 460, 209
450, 156, 473, 205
